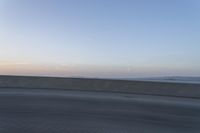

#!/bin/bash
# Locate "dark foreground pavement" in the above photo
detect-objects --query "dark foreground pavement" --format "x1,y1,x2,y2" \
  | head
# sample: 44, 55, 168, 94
0, 88, 200, 133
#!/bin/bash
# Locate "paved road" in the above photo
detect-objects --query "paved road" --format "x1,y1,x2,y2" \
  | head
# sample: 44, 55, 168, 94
0, 88, 200, 133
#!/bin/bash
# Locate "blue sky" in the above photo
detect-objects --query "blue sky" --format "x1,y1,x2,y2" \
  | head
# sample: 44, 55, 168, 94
0, 0, 200, 78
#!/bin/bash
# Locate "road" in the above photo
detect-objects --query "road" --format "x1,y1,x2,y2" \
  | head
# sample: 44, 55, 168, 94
0, 88, 200, 133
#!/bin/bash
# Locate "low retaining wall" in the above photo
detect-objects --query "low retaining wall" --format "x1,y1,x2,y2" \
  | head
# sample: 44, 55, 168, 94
0, 75, 200, 98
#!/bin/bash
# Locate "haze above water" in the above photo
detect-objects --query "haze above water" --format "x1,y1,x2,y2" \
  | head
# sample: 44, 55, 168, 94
1, 0, 200, 78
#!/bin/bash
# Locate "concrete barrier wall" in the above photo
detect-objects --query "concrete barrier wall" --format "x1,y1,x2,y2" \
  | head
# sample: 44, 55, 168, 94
0, 75, 200, 98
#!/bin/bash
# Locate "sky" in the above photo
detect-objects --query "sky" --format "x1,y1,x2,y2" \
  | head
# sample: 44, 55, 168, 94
0, 0, 200, 78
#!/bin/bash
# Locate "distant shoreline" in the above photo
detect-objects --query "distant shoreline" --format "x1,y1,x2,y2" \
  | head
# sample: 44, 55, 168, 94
0, 75, 200, 98
1, 75, 200, 84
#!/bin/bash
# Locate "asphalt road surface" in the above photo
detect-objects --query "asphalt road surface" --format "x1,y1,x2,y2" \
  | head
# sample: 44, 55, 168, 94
0, 88, 200, 133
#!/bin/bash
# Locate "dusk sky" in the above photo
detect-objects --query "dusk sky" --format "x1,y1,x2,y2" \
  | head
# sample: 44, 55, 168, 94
1, 0, 200, 78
